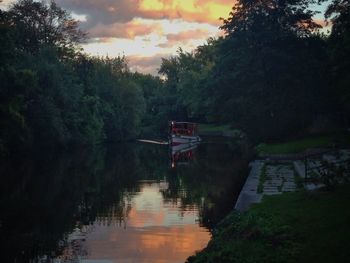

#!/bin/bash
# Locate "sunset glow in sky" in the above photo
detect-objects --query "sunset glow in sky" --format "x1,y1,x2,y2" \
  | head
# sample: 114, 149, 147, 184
1, 0, 234, 74
1, 0, 330, 74
72, 0, 233, 74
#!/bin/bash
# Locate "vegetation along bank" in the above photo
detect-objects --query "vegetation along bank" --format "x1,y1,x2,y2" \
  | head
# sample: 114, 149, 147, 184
1, 0, 350, 156
1, 0, 350, 261
187, 184, 350, 263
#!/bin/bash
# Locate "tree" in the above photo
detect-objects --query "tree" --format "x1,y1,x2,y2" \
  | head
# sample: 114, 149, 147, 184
326, 0, 350, 125
0, 0, 151, 154
130, 72, 164, 136
157, 40, 221, 124
207, 0, 327, 140
158, 54, 188, 123
7, 0, 85, 57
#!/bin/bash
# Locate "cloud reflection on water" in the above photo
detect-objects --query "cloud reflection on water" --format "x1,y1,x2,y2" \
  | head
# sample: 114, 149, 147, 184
61, 181, 210, 263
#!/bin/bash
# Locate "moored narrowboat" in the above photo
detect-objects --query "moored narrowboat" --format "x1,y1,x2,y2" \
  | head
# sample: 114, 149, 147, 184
169, 121, 201, 145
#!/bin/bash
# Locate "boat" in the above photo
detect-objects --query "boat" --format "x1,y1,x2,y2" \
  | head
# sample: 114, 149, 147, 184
169, 121, 201, 146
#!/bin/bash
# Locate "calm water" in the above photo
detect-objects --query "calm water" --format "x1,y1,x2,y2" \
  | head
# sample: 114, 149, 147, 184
0, 139, 249, 263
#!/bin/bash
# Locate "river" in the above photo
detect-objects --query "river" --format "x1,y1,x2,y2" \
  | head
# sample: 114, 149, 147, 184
0, 138, 249, 263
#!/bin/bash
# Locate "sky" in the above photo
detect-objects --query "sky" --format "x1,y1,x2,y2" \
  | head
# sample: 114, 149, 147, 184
0, 0, 330, 75
1, 0, 234, 74
63, 0, 233, 75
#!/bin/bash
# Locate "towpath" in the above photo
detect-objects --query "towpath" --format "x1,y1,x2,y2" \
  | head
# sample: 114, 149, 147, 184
235, 149, 350, 212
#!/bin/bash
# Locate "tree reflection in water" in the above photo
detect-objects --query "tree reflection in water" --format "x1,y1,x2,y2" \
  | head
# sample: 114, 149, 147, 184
0, 139, 249, 262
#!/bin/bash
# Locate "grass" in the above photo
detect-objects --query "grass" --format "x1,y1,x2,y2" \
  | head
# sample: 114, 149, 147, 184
294, 170, 304, 189
256, 133, 350, 154
257, 164, 267, 193
187, 184, 350, 263
198, 123, 238, 134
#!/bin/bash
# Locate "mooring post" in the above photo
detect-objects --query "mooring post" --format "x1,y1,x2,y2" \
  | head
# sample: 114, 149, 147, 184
304, 156, 308, 181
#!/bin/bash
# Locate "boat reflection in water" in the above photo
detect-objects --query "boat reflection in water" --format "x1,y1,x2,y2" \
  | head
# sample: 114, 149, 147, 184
169, 121, 201, 169
0, 140, 249, 263
170, 142, 199, 168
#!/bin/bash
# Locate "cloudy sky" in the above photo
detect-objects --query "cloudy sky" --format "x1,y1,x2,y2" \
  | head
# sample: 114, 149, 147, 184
1, 0, 329, 75
1, 0, 234, 74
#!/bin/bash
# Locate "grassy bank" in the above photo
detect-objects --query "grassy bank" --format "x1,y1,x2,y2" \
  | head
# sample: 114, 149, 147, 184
256, 132, 350, 154
199, 124, 235, 133
187, 185, 350, 263
198, 124, 242, 137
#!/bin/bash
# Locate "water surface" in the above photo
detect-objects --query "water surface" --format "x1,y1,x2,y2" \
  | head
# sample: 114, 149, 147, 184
0, 140, 248, 262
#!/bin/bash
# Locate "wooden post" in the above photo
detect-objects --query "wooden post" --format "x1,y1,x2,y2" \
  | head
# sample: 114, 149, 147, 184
304, 156, 308, 181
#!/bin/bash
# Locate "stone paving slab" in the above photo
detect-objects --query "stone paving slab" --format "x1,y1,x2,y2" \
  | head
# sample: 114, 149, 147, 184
263, 183, 281, 187
282, 187, 296, 190
236, 149, 350, 212
235, 160, 298, 211
264, 180, 282, 183
283, 184, 296, 188
261, 163, 295, 195
264, 192, 281, 195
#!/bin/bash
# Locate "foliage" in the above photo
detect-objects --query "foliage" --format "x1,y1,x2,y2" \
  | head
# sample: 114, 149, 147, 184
257, 164, 267, 193
158, 0, 349, 142
208, 0, 328, 141
2, 0, 350, 154
317, 159, 350, 189
187, 184, 350, 263
0, 0, 161, 154
325, 0, 350, 125
158, 39, 221, 123
256, 132, 350, 154
198, 123, 237, 134
7, 0, 85, 57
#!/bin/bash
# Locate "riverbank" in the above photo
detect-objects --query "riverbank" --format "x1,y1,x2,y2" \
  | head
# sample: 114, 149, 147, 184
256, 132, 350, 154
187, 184, 350, 263
187, 132, 350, 263
198, 124, 242, 138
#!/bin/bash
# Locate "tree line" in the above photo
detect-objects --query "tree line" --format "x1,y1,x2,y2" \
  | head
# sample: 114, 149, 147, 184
159, 0, 350, 142
0, 0, 166, 155
1, 0, 350, 155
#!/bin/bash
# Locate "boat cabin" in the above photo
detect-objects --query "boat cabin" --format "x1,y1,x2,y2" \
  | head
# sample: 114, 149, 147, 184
169, 121, 198, 136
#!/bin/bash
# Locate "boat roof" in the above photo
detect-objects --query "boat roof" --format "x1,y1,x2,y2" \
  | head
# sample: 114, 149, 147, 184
170, 121, 198, 124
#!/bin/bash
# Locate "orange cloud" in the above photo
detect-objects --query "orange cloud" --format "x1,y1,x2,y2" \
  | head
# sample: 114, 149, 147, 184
55, 0, 234, 28
83, 19, 220, 64
139, 0, 233, 25
51, 0, 234, 74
